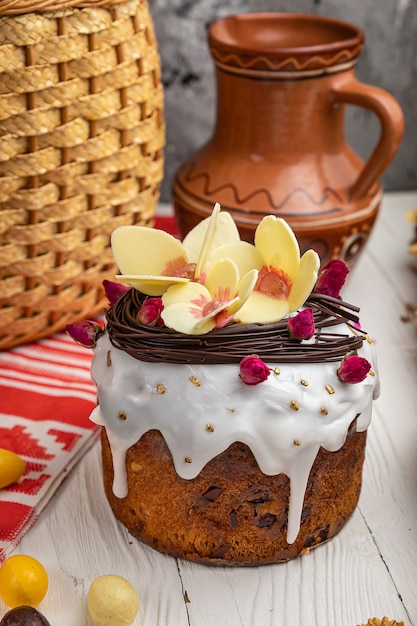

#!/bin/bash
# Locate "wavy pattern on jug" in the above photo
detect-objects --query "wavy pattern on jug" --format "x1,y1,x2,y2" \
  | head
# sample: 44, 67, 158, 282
210, 44, 363, 73
179, 164, 345, 217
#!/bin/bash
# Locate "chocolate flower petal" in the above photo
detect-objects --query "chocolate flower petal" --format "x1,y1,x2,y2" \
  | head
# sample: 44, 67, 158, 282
111, 226, 190, 296
111, 204, 242, 298
182, 202, 240, 263
162, 282, 217, 335
288, 250, 320, 311
236, 289, 290, 324
205, 256, 239, 298
112, 226, 187, 278
231, 216, 320, 324
208, 240, 263, 277
227, 269, 259, 316
162, 259, 254, 335
116, 274, 190, 297
255, 216, 300, 276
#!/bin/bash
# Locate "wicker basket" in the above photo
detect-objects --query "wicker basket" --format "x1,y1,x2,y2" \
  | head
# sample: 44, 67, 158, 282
0, 0, 165, 349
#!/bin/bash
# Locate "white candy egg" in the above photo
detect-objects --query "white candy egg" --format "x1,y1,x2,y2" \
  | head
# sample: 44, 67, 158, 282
87, 574, 139, 626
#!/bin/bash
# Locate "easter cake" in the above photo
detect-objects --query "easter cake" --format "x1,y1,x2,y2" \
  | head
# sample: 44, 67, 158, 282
68, 204, 379, 564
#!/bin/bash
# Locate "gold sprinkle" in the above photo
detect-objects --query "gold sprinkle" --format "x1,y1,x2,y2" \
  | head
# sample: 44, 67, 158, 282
206, 423, 215, 433
118, 411, 127, 421
369, 370, 375, 377
131, 462, 143, 474
320, 406, 329, 415
290, 400, 299, 411
274, 367, 281, 375
293, 439, 302, 446
106, 350, 111, 367
300, 379, 309, 387
157, 384, 166, 394
326, 385, 335, 394
189, 376, 201, 386
185, 457, 192, 464
365, 334, 373, 344
226, 407, 235, 413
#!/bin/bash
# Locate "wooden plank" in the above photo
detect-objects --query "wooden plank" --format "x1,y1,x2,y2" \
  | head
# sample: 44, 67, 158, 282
344, 191, 417, 626
178, 511, 411, 625
9, 444, 190, 626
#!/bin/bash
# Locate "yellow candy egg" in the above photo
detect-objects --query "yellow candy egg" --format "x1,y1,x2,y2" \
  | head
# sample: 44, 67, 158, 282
0, 555, 48, 608
87, 574, 139, 626
0, 448, 26, 489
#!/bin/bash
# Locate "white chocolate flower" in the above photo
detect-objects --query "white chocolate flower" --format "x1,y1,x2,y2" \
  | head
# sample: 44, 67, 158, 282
209, 216, 320, 324
161, 259, 258, 335
111, 203, 240, 296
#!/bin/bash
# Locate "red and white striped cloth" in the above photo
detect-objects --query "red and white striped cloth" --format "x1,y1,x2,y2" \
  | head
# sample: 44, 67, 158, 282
0, 212, 177, 563
0, 332, 97, 563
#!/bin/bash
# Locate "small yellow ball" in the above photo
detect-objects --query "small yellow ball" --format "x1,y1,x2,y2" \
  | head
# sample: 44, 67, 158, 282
0, 555, 48, 608
0, 448, 26, 489
87, 574, 139, 626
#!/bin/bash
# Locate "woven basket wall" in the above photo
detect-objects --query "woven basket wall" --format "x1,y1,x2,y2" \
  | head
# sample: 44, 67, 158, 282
0, 0, 165, 349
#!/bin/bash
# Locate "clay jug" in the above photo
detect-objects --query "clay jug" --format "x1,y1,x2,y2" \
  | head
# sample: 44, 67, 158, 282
172, 13, 404, 268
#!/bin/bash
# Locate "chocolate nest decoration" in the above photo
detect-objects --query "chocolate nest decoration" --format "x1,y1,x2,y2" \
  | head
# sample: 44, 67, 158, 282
106, 289, 366, 365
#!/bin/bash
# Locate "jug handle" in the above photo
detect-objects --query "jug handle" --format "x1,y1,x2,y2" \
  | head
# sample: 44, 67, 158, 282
331, 74, 404, 201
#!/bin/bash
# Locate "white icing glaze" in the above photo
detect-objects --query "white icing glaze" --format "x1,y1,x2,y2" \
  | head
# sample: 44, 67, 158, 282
90, 328, 379, 544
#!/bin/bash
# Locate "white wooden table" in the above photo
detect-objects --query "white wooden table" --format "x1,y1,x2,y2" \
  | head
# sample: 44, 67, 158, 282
5, 191, 417, 626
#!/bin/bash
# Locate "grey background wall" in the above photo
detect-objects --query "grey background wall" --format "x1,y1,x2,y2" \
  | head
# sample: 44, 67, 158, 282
149, 0, 417, 202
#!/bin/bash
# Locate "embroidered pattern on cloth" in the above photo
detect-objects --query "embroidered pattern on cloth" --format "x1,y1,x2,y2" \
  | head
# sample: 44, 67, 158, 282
0, 332, 97, 563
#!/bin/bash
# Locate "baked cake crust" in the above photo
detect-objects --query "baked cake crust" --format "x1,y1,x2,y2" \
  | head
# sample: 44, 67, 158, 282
101, 420, 366, 564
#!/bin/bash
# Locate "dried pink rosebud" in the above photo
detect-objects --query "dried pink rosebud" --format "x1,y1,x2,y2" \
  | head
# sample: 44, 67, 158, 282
337, 355, 371, 384
239, 355, 270, 385
138, 297, 164, 327
103, 280, 129, 306
65, 320, 104, 348
287, 308, 315, 341
314, 259, 349, 298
